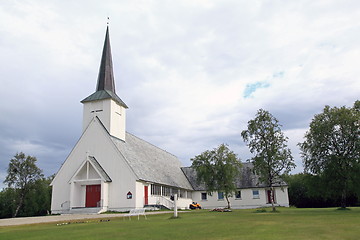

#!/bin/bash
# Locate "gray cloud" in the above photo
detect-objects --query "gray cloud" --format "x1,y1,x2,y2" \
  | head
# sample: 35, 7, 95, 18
1, 1, 359, 188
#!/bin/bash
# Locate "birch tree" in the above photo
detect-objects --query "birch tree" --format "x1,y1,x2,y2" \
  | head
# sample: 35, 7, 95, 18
4, 152, 43, 217
241, 109, 295, 212
191, 144, 241, 209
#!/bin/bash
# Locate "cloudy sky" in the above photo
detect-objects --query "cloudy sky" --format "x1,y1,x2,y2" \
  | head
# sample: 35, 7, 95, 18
0, 0, 359, 188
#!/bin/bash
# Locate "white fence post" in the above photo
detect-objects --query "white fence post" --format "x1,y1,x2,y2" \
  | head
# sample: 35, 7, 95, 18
174, 194, 178, 218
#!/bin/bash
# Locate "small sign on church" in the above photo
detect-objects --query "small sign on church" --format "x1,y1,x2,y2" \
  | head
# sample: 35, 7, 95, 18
127, 191, 133, 199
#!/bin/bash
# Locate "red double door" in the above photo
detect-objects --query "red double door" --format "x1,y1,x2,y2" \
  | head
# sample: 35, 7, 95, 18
86, 185, 101, 208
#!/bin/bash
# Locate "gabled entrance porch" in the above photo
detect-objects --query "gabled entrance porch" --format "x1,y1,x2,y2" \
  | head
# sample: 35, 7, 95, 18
67, 156, 112, 214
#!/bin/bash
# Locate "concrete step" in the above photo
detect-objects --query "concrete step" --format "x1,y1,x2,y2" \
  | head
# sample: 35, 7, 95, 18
144, 204, 171, 210
66, 207, 101, 215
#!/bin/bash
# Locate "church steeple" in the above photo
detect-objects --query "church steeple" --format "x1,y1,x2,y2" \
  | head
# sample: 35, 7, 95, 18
96, 26, 115, 93
81, 26, 128, 141
81, 26, 128, 108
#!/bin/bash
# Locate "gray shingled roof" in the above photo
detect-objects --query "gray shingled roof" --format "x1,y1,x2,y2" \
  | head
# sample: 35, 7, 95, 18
89, 156, 112, 182
111, 133, 193, 190
81, 90, 128, 108
181, 162, 287, 191
96, 26, 116, 93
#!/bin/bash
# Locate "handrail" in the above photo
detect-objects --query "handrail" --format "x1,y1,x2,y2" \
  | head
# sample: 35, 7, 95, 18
155, 196, 174, 209
97, 199, 103, 207
61, 201, 70, 210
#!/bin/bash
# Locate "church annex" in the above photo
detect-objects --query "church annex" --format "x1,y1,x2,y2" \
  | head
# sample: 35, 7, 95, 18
50, 27, 289, 214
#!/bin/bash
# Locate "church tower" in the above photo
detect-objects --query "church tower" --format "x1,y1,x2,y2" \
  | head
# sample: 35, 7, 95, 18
81, 26, 128, 141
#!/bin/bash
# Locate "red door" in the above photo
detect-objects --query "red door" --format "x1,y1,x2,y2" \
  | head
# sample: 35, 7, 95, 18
144, 186, 148, 205
86, 185, 101, 207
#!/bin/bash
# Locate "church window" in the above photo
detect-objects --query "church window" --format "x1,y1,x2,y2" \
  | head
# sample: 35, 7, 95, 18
171, 188, 179, 196
115, 104, 122, 116
90, 110, 103, 113
151, 184, 161, 196
180, 189, 186, 198
91, 101, 103, 113
162, 186, 171, 196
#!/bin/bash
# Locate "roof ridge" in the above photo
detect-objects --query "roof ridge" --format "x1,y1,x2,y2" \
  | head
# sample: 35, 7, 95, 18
180, 167, 197, 190
88, 156, 112, 182
90, 118, 140, 180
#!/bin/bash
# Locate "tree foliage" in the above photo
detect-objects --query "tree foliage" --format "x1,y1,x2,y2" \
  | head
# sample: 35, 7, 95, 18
21, 176, 52, 217
191, 144, 241, 208
3, 152, 44, 217
0, 188, 17, 218
241, 109, 295, 211
284, 173, 359, 208
0, 177, 52, 219
299, 101, 360, 208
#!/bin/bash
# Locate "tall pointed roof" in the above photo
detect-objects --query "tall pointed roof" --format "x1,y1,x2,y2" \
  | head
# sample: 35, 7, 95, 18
81, 26, 128, 108
96, 26, 115, 92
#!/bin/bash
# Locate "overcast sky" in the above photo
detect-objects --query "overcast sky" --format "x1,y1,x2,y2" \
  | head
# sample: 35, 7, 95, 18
0, 0, 359, 188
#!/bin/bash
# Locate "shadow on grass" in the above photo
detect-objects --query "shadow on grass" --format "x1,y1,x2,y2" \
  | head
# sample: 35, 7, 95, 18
253, 208, 281, 213
336, 207, 351, 211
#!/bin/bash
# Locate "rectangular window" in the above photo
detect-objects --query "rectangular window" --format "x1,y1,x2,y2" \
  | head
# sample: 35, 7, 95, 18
201, 192, 207, 200
187, 191, 192, 199
151, 184, 161, 196
235, 190, 241, 199
218, 192, 224, 200
252, 190, 260, 199
180, 189, 186, 198
162, 186, 171, 196
171, 188, 179, 196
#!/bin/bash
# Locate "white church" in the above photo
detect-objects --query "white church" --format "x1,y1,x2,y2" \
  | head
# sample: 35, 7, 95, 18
50, 27, 289, 214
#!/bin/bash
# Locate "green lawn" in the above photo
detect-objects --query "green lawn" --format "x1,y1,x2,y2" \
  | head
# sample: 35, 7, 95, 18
1, 208, 359, 240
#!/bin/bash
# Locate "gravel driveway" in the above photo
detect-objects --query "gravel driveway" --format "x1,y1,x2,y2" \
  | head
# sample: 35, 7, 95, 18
0, 211, 174, 227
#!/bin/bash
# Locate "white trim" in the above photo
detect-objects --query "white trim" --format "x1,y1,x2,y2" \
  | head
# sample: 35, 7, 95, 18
73, 178, 102, 183
86, 161, 89, 179
50, 116, 97, 186
68, 158, 88, 184
68, 156, 108, 184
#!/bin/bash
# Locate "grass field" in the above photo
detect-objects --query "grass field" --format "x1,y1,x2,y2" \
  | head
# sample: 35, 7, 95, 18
0, 207, 359, 240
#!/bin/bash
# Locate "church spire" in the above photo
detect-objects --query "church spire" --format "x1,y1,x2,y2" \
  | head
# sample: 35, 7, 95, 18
96, 26, 115, 93
81, 26, 128, 109
81, 25, 128, 141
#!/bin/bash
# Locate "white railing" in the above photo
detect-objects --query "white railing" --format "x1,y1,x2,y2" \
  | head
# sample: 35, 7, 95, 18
97, 199, 103, 207
155, 196, 175, 209
61, 201, 70, 211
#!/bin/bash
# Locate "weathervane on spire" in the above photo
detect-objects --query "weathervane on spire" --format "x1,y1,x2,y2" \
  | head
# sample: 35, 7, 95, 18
107, 16, 110, 26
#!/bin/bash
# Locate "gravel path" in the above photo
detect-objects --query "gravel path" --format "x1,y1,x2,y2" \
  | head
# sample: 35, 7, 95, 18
0, 211, 174, 227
